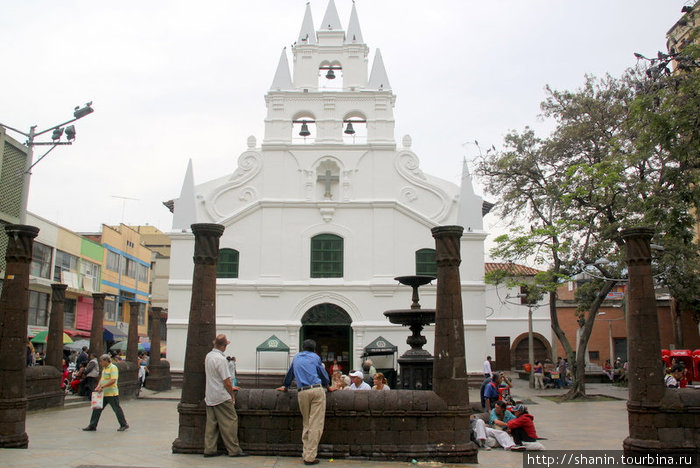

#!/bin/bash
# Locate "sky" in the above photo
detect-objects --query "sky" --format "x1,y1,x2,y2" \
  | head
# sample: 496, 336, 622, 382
0, 0, 690, 244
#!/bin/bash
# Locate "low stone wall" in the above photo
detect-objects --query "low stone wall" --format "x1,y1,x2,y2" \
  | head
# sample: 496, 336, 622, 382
145, 360, 172, 392
233, 388, 477, 463
624, 388, 700, 455
26, 366, 64, 411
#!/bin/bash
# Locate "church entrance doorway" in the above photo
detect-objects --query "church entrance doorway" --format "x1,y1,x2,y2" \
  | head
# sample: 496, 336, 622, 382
301, 303, 352, 376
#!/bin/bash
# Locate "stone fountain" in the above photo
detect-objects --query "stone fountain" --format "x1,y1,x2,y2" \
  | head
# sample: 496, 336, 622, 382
384, 275, 436, 390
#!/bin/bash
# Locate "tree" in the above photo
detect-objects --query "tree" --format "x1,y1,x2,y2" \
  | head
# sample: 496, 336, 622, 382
476, 63, 699, 399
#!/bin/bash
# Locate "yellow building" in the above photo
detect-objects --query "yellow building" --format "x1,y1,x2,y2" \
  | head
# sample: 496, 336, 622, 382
83, 224, 152, 338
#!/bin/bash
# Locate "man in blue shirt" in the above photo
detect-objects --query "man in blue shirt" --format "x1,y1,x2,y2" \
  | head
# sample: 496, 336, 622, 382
276, 339, 334, 465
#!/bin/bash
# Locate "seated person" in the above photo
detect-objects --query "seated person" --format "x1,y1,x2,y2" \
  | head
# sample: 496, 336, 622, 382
483, 374, 501, 411
348, 370, 371, 390
372, 373, 390, 391
507, 404, 541, 451
664, 364, 683, 388
471, 400, 517, 450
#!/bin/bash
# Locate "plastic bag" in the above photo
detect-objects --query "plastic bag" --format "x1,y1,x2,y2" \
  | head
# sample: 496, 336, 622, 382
91, 391, 104, 410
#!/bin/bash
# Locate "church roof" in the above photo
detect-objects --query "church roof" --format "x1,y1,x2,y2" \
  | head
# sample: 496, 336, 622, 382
484, 262, 542, 276
270, 48, 292, 90
320, 0, 343, 31
346, 2, 364, 43
367, 49, 391, 90
297, 2, 317, 44
172, 159, 197, 230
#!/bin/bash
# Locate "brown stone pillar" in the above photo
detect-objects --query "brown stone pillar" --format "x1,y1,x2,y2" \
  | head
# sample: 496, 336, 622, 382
127, 301, 141, 363
431, 225, 469, 408
89, 293, 105, 356
150, 307, 163, 362
146, 307, 171, 391
622, 228, 666, 454
0, 224, 39, 449
46, 284, 68, 369
173, 223, 225, 454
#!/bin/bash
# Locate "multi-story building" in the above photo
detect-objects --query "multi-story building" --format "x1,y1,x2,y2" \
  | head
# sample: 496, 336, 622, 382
82, 224, 152, 341
26, 212, 103, 340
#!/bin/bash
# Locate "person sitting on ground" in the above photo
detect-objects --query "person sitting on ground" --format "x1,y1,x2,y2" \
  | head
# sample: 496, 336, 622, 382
372, 373, 390, 391
664, 364, 683, 388
471, 400, 517, 450
479, 373, 494, 410
506, 404, 540, 451
603, 360, 614, 381
348, 370, 371, 390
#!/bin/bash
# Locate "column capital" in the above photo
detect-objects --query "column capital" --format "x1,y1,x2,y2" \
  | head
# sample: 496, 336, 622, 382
4, 224, 39, 264
431, 225, 463, 268
50, 283, 68, 302
191, 223, 225, 265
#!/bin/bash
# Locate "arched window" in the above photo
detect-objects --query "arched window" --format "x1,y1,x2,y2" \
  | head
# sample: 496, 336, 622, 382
415, 248, 437, 276
311, 234, 343, 278
217, 248, 239, 278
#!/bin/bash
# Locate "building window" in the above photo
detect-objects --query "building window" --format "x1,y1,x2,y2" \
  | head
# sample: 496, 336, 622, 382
138, 305, 146, 325
311, 234, 343, 278
80, 260, 100, 292
28, 290, 49, 326
106, 250, 120, 272
217, 248, 239, 278
63, 298, 76, 328
104, 299, 116, 322
415, 248, 437, 276
31, 242, 53, 279
137, 263, 148, 283
589, 351, 600, 361
54, 250, 79, 283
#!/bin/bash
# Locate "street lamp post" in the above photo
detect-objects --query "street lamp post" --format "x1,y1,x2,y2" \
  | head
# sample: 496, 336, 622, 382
0, 102, 95, 223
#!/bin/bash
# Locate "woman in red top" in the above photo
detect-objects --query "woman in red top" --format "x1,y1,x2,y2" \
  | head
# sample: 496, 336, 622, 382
507, 404, 538, 450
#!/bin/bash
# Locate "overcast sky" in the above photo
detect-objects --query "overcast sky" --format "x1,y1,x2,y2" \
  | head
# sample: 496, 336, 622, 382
1, 0, 688, 242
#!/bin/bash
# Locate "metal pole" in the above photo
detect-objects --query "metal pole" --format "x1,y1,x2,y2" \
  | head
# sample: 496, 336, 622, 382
19, 126, 36, 224
528, 306, 534, 388
609, 320, 614, 364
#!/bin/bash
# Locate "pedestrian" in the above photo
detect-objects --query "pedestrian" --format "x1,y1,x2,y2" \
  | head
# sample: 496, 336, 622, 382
203, 334, 247, 458
82, 354, 129, 432
483, 355, 493, 378
76, 346, 89, 369
82, 353, 100, 398
226, 355, 238, 386
533, 361, 544, 390
276, 339, 335, 465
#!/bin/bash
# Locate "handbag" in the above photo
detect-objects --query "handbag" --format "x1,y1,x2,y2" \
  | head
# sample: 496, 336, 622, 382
91, 391, 104, 410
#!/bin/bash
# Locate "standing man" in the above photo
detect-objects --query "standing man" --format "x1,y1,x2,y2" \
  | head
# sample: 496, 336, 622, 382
204, 334, 247, 458
82, 354, 129, 432
276, 339, 334, 466
483, 355, 493, 378
76, 346, 89, 369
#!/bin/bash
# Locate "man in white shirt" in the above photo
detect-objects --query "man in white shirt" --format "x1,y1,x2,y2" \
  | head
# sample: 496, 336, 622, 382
348, 370, 371, 390
203, 334, 248, 458
483, 356, 493, 378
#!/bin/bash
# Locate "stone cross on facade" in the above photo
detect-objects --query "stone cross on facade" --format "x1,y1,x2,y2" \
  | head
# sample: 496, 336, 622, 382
317, 170, 339, 199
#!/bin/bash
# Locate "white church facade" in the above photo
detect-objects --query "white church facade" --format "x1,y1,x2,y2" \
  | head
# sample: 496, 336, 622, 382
166, 0, 552, 378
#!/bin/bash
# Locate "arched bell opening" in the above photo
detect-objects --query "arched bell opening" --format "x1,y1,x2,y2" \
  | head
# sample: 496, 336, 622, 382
292, 112, 317, 144
342, 112, 367, 144
318, 60, 343, 90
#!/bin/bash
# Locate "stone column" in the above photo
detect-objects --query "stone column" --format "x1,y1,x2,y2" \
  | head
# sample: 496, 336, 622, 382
622, 228, 666, 453
0, 224, 39, 448
89, 293, 105, 356
173, 223, 224, 454
431, 225, 469, 408
127, 301, 141, 363
145, 306, 171, 391
46, 284, 68, 369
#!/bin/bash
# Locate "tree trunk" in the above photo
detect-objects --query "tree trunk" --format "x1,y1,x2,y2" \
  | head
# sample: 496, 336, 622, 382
670, 297, 683, 349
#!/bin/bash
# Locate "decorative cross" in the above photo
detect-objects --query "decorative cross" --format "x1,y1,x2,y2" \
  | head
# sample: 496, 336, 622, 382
317, 170, 339, 199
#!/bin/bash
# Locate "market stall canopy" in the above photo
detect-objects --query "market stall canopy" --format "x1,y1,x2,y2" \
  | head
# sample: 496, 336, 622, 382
363, 336, 397, 356
256, 335, 290, 352
30, 331, 73, 344
64, 339, 91, 351
103, 325, 127, 341
110, 340, 145, 352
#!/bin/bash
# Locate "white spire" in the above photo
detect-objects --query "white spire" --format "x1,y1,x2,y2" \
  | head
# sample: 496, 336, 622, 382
172, 159, 198, 230
346, 2, 363, 43
297, 2, 316, 44
320, 0, 343, 31
368, 49, 391, 90
270, 48, 292, 90
456, 159, 483, 231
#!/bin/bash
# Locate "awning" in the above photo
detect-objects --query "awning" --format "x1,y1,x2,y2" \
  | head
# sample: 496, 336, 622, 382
256, 335, 290, 352
103, 325, 127, 341
65, 329, 91, 338
363, 336, 397, 356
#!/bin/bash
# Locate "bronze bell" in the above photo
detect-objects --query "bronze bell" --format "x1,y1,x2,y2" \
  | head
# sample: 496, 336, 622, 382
344, 122, 355, 135
326, 68, 336, 80
299, 122, 311, 137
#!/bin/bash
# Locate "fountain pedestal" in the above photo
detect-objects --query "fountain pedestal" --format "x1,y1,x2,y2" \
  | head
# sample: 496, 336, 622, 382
384, 275, 435, 390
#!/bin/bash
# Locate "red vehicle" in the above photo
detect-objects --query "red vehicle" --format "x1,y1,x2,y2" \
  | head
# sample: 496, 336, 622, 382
693, 350, 700, 385
662, 349, 695, 385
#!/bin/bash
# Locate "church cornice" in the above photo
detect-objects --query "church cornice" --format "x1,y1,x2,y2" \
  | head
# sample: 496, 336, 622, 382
261, 142, 396, 151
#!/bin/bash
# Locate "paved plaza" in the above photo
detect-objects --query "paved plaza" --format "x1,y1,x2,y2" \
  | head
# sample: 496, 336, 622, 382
1, 380, 630, 468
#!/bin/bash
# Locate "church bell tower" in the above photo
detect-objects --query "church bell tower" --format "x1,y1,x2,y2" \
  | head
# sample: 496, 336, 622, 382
263, 0, 395, 146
